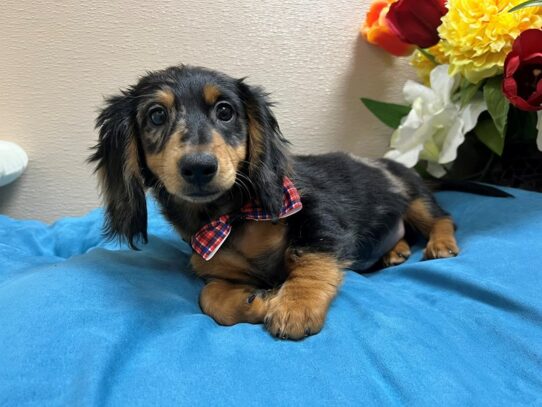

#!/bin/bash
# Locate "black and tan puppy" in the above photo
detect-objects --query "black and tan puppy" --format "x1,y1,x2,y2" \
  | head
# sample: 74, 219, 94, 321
90, 65, 492, 339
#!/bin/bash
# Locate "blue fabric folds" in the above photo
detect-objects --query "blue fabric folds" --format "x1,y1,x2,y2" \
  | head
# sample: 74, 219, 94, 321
0, 190, 541, 406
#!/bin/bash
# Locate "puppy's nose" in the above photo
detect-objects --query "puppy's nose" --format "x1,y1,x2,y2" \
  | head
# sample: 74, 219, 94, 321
179, 153, 218, 186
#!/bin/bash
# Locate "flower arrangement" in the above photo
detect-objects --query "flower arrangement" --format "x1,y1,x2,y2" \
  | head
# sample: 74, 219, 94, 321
361, 0, 542, 190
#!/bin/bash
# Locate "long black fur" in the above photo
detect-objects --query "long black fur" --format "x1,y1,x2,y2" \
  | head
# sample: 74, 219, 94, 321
288, 154, 446, 268
89, 92, 148, 249
237, 80, 290, 218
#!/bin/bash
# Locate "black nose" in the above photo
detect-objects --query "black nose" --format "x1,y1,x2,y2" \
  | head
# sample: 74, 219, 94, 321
179, 153, 218, 186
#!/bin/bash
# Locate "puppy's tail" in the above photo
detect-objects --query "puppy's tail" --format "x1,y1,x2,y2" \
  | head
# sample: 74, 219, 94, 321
425, 179, 514, 198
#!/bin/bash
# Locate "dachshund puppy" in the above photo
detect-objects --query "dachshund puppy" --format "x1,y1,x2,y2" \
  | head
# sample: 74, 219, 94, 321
90, 65, 470, 339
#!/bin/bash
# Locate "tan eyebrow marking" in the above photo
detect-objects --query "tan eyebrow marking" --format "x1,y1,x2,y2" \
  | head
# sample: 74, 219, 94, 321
155, 88, 175, 109
203, 84, 221, 105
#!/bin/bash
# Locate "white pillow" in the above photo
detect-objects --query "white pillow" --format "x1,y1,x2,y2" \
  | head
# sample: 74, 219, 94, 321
0, 141, 28, 187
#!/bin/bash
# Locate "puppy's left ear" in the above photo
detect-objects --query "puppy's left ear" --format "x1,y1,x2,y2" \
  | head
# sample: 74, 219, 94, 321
88, 91, 148, 249
238, 80, 291, 218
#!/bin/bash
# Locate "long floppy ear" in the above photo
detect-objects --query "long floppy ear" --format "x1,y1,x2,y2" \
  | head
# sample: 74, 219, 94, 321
238, 80, 291, 218
88, 91, 148, 249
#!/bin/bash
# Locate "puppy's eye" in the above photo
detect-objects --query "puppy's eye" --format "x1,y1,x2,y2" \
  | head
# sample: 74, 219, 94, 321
215, 102, 234, 122
149, 107, 167, 126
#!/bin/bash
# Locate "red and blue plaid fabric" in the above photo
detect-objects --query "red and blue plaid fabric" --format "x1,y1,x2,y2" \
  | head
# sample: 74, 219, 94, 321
191, 176, 302, 260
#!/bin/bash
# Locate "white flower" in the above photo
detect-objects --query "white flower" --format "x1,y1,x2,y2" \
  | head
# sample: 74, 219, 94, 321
385, 65, 487, 177
537, 111, 542, 152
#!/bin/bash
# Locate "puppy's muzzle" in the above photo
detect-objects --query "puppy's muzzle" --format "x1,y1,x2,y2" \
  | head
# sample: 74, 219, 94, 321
179, 153, 218, 187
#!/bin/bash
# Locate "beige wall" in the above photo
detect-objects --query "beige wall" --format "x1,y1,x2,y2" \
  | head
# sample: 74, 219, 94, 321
0, 0, 414, 222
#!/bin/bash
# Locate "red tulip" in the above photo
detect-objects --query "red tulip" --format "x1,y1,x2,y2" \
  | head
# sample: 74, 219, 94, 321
503, 29, 542, 112
361, 0, 415, 57
385, 0, 447, 49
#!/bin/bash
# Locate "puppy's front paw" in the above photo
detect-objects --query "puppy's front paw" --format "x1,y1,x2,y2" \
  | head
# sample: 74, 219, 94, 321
382, 239, 411, 267
423, 238, 460, 260
264, 294, 326, 340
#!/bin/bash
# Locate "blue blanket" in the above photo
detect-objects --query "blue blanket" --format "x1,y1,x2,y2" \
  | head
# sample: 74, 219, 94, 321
1, 189, 541, 406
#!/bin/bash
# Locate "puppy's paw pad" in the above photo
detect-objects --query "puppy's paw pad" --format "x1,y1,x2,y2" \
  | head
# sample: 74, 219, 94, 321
423, 239, 460, 260
246, 289, 272, 304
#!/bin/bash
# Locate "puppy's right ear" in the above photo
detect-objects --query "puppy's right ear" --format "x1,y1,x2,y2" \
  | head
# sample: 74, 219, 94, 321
89, 91, 148, 249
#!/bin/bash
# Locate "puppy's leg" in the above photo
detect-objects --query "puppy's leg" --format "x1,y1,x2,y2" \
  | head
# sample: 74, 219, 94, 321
405, 198, 460, 260
382, 238, 412, 267
192, 250, 270, 325
191, 250, 256, 283
264, 252, 344, 340
423, 217, 459, 259
199, 280, 270, 325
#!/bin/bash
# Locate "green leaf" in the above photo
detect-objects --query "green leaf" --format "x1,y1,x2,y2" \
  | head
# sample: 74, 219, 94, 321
519, 111, 539, 141
459, 79, 483, 107
508, 107, 539, 141
360, 98, 411, 129
418, 48, 437, 65
414, 162, 432, 179
483, 76, 509, 138
509, 0, 542, 12
474, 119, 505, 156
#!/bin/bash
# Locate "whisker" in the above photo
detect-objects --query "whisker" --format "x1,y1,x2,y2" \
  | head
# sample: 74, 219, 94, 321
235, 178, 252, 200
235, 172, 256, 199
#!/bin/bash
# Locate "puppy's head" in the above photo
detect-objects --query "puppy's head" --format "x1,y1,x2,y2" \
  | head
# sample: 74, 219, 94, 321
89, 65, 289, 248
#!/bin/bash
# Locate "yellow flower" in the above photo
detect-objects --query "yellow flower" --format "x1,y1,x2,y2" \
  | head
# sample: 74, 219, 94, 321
438, 0, 542, 83
410, 42, 448, 85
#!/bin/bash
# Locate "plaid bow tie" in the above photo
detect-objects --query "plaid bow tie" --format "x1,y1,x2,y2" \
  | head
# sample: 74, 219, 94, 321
191, 176, 302, 260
